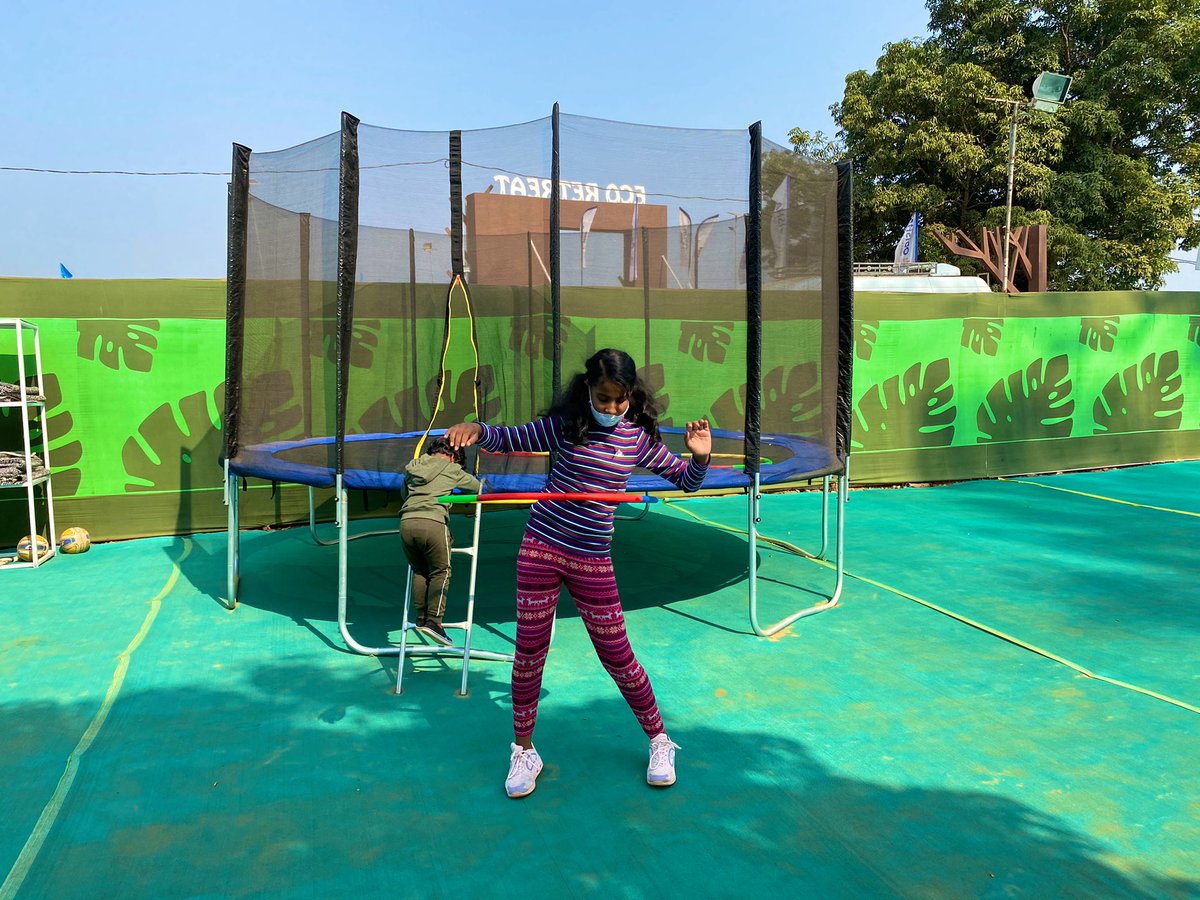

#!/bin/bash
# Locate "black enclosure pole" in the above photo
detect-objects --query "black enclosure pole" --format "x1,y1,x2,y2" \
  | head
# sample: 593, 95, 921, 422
299, 213, 313, 439
745, 123, 763, 478
835, 161, 855, 464
334, 111, 360, 476
550, 103, 562, 404
408, 228, 418, 424
449, 130, 464, 276
223, 143, 251, 464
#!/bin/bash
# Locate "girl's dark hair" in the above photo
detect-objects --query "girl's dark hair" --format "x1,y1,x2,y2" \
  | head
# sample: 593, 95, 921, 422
547, 348, 661, 444
426, 436, 465, 466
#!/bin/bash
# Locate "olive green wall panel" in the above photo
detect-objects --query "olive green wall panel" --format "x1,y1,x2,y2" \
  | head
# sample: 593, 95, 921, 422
2, 278, 1197, 542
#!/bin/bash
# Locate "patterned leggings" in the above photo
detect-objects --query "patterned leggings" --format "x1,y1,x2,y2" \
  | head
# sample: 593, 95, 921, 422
512, 535, 664, 740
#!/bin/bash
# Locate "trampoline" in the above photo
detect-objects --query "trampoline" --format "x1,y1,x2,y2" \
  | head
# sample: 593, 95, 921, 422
222, 106, 853, 686
231, 427, 834, 493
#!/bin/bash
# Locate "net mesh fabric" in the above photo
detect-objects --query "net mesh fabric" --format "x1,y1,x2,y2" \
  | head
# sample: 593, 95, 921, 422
229, 111, 846, 490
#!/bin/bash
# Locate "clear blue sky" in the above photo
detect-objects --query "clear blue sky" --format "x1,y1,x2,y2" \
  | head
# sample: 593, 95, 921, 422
4, 0, 1197, 289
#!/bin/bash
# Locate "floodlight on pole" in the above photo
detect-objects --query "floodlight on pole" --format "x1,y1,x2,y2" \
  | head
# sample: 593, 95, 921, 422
987, 71, 1072, 293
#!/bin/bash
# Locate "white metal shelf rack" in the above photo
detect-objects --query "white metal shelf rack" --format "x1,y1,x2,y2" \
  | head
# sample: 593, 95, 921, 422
1, 318, 57, 569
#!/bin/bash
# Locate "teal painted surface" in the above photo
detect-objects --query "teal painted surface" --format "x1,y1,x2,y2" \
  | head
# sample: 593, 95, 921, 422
1, 467, 1197, 896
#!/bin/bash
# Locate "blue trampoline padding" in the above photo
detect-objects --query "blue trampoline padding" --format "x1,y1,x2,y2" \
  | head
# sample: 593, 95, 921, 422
229, 428, 838, 493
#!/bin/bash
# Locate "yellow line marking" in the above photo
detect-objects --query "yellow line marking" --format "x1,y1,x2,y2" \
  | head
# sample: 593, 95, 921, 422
998, 476, 1200, 518
0, 539, 191, 900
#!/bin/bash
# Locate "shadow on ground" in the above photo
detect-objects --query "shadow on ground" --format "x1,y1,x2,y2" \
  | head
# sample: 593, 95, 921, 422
168, 504, 770, 651
3, 660, 1196, 898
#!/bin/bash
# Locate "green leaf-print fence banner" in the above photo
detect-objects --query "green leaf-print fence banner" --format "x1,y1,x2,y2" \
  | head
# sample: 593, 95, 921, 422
1, 278, 1198, 541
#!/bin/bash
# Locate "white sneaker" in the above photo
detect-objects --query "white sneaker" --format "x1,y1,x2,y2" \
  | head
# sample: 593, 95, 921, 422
505, 743, 543, 798
647, 733, 679, 787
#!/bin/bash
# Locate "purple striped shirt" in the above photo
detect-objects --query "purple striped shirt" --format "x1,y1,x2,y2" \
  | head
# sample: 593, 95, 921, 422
478, 417, 708, 555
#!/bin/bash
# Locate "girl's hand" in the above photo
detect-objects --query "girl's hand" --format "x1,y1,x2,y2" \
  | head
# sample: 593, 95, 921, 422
445, 422, 483, 451
684, 418, 712, 464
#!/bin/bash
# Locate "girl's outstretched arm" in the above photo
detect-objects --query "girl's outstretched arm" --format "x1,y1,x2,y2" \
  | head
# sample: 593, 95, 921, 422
449, 418, 560, 454
684, 418, 712, 465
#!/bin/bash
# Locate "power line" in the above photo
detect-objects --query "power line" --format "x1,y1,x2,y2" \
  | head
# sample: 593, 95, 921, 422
0, 165, 226, 176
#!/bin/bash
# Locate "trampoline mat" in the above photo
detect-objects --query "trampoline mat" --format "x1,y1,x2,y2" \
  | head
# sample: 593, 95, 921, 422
228, 428, 841, 493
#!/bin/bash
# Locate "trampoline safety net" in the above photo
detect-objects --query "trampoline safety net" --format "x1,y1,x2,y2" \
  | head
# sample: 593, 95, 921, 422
224, 107, 852, 495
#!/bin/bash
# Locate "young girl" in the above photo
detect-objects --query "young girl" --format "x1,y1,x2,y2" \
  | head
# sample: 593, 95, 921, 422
446, 348, 711, 798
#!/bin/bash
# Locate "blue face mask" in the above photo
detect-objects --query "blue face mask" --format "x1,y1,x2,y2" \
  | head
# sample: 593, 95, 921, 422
588, 395, 628, 427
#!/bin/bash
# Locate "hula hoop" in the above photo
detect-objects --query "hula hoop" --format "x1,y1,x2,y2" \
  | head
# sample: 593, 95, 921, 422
439, 492, 659, 505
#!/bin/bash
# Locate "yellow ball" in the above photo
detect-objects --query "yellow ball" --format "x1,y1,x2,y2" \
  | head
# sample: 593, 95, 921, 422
17, 534, 50, 561
60, 527, 92, 554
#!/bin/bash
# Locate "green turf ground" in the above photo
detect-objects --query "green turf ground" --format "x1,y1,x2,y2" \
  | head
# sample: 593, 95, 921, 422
2, 463, 1197, 898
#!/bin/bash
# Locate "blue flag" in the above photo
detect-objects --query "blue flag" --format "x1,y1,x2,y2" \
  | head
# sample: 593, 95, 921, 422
893, 212, 921, 271
59, 263, 73, 279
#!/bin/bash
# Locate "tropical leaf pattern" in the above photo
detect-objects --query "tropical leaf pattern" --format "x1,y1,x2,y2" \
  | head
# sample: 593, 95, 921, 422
509, 313, 566, 360
41, 373, 82, 497
358, 366, 503, 434
709, 363, 821, 436
123, 388, 223, 491
76, 320, 159, 372
639, 364, 671, 426
677, 321, 733, 363
1093, 350, 1183, 434
242, 370, 304, 445
962, 318, 1003, 357
1188, 317, 1200, 347
1080, 317, 1119, 352
853, 358, 955, 451
977, 355, 1074, 442
855, 320, 880, 361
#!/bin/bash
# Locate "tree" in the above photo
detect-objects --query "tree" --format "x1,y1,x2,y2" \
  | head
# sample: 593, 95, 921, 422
798, 0, 1200, 290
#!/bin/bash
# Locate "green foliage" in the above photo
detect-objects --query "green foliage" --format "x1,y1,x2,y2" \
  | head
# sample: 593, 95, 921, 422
818, 0, 1200, 289
977, 354, 1074, 441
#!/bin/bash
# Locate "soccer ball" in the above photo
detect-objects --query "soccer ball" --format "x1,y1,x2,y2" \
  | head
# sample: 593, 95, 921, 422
60, 527, 92, 554
17, 534, 50, 562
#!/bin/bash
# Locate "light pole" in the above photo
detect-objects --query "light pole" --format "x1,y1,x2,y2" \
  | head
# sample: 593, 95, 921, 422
988, 72, 1072, 293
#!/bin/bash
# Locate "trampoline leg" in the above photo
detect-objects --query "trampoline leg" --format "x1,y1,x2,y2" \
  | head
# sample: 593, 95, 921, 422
335, 478, 401, 657
457, 501, 484, 697
395, 567, 415, 694
310, 485, 397, 546
748, 460, 849, 636
308, 486, 337, 546
222, 462, 239, 610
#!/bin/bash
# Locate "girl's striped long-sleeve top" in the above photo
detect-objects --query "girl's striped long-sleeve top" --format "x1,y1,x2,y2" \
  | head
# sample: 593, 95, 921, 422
477, 417, 708, 556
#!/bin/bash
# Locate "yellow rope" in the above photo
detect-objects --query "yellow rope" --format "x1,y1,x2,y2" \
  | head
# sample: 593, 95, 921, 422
998, 476, 1200, 517
661, 500, 1200, 716
414, 274, 480, 459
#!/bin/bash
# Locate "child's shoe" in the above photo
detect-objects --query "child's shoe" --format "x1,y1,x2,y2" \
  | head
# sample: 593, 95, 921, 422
647, 733, 679, 787
505, 743, 543, 798
417, 621, 454, 646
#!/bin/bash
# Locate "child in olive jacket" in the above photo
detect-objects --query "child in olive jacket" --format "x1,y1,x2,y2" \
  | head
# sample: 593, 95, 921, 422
399, 436, 482, 645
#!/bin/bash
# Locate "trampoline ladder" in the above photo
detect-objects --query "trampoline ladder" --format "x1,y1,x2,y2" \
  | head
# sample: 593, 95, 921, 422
394, 498, 513, 696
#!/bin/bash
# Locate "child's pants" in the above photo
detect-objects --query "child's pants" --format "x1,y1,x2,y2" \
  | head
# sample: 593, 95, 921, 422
400, 517, 453, 626
511, 535, 664, 739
